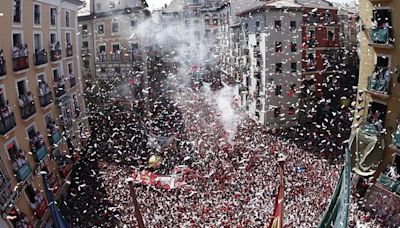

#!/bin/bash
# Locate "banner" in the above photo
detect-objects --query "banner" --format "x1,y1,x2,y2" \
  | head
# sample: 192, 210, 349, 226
133, 166, 190, 190
318, 146, 351, 228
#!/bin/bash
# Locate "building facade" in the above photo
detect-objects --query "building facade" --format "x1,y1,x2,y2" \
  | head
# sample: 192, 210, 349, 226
78, 0, 150, 84
236, 2, 303, 127
0, 0, 89, 227
298, 0, 340, 122
351, 0, 400, 219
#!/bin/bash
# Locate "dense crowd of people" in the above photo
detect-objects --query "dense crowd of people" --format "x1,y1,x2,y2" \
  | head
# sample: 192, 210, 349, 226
63, 84, 356, 227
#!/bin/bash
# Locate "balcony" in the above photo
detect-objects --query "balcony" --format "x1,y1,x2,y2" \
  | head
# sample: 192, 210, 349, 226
33, 195, 47, 218
66, 46, 73, 57
0, 60, 6, 77
0, 112, 16, 135
39, 91, 53, 108
34, 51, 48, 66
367, 75, 390, 99
12, 56, 29, 72
32, 144, 47, 162
16, 162, 31, 182
368, 28, 394, 49
50, 50, 62, 62
49, 129, 62, 145
54, 82, 66, 98
69, 76, 76, 88
19, 101, 36, 120
377, 174, 400, 195
306, 38, 317, 48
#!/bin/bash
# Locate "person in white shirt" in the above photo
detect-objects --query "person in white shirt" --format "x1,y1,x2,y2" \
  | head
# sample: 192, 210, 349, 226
371, 18, 378, 30
23, 44, 29, 57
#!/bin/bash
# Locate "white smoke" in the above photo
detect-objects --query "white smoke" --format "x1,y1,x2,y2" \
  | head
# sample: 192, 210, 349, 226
202, 83, 243, 143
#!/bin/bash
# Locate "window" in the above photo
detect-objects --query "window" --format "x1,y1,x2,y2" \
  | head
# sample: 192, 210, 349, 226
33, 34, 42, 51
205, 19, 210, 25
288, 84, 296, 97
37, 74, 45, 85
327, 30, 335, 41
275, 63, 282, 73
275, 20, 281, 30
50, 33, 57, 44
34, 4, 40, 25
0, 88, 6, 108
25, 184, 37, 204
110, 2, 115, 8
53, 68, 60, 81
99, 45, 106, 53
291, 62, 297, 72
82, 41, 88, 48
131, 43, 139, 50
65, 33, 71, 46
255, 21, 260, 28
96, 3, 101, 11
13, 0, 22, 23
291, 42, 297, 52
275, 42, 282, 52
65, 11, 70, 27
290, 21, 296, 31
82, 24, 88, 37
67, 63, 73, 75
98, 24, 104, 34
274, 107, 281, 118
275, 85, 282, 95
17, 80, 27, 96
12, 33, 22, 48
130, 20, 137, 28
112, 22, 119, 33
213, 19, 218, 25
50, 8, 57, 26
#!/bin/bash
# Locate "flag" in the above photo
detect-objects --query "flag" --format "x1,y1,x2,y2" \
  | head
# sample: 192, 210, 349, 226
41, 173, 69, 228
318, 146, 351, 228
268, 159, 285, 228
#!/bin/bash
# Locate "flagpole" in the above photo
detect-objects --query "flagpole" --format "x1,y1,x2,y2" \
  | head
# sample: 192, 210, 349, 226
278, 157, 285, 228
128, 181, 145, 228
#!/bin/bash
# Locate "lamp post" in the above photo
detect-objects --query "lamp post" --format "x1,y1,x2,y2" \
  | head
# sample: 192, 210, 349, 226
127, 180, 145, 228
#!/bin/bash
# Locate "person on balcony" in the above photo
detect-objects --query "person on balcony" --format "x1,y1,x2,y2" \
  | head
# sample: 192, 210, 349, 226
27, 92, 34, 113
371, 18, 378, 30
23, 44, 29, 57
29, 190, 44, 211
18, 95, 26, 117
39, 81, 46, 97
0, 49, 4, 66
383, 67, 391, 92
116, 49, 121, 61
37, 131, 44, 145
12, 45, 19, 59
47, 120, 56, 134
55, 42, 60, 51
16, 212, 30, 228
50, 42, 55, 51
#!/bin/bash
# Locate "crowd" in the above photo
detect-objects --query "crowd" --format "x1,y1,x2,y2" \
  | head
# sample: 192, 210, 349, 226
18, 92, 35, 117
63, 85, 349, 227
11, 149, 28, 175
12, 44, 29, 59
